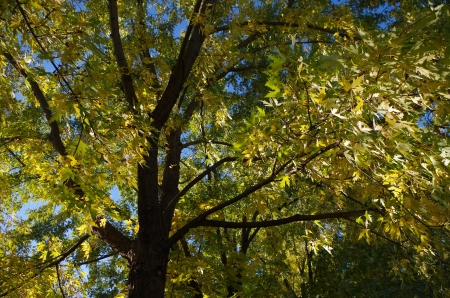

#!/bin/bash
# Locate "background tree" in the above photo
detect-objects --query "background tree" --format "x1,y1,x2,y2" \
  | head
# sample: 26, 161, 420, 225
1, 0, 449, 297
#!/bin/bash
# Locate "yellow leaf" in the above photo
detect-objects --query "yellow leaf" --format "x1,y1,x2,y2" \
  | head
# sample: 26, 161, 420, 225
351, 75, 364, 90
67, 155, 77, 166
353, 96, 364, 113
316, 140, 326, 147
81, 242, 90, 259
311, 87, 326, 104
29, 1, 44, 10
341, 78, 352, 92
76, 224, 87, 236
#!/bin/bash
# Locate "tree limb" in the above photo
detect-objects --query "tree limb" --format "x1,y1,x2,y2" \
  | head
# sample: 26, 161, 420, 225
0, 234, 90, 297
164, 157, 237, 213
2, 52, 67, 156
55, 265, 66, 298
285, 140, 341, 176
108, 0, 139, 113
343, 218, 405, 248
151, 0, 215, 130
91, 220, 133, 262
180, 238, 203, 298
15, 0, 79, 98
74, 253, 117, 266
2, 53, 132, 258
215, 21, 360, 40
195, 209, 381, 229
167, 158, 293, 248
168, 140, 342, 247
5, 146, 26, 167
181, 139, 233, 148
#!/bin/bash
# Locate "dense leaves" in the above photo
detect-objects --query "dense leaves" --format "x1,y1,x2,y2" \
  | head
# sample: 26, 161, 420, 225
1, 0, 449, 297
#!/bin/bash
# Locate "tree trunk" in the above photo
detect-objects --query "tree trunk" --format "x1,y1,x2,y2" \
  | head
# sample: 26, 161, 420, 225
128, 239, 170, 298
127, 129, 182, 297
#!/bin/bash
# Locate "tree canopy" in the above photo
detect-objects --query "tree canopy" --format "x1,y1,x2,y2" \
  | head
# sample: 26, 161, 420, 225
1, 0, 450, 297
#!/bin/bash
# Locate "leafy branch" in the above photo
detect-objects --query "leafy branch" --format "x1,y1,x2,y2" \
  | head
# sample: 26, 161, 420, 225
0, 234, 89, 297
168, 141, 341, 247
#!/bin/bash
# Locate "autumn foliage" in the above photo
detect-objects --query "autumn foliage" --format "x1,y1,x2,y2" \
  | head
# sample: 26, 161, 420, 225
1, 0, 450, 297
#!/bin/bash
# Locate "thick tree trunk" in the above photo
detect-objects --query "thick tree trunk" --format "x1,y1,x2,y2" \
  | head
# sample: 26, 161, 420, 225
127, 129, 182, 297
128, 239, 170, 298
126, 130, 171, 297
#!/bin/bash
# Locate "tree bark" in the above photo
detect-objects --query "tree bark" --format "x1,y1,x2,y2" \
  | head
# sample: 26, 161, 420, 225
128, 237, 170, 298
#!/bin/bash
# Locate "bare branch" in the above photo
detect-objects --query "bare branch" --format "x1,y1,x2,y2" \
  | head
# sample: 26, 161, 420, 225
195, 209, 381, 229
181, 139, 233, 148
55, 265, 66, 298
74, 253, 117, 266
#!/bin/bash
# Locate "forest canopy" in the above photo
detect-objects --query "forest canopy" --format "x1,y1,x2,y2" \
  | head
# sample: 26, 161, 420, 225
1, 0, 449, 297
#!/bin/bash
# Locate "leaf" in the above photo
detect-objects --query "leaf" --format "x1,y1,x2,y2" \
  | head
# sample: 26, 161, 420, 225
279, 175, 290, 188
265, 78, 281, 97
351, 75, 364, 91
353, 96, 364, 113
341, 78, 352, 92
81, 241, 91, 259
268, 54, 285, 71
29, 1, 44, 10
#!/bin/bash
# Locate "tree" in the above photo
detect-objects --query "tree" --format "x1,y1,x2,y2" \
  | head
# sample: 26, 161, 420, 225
1, 0, 449, 297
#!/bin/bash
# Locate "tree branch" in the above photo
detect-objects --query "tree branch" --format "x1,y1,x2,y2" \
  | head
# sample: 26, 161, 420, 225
15, 0, 79, 99
168, 141, 341, 247
5, 146, 26, 167
180, 238, 203, 298
215, 21, 360, 40
91, 220, 133, 262
55, 265, 66, 298
164, 156, 237, 213
136, 0, 161, 91
2, 52, 67, 156
343, 218, 405, 248
2, 53, 132, 259
181, 139, 233, 148
151, 0, 215, 130
195, 209, 380, 229
74, 253, 117, 266
0, 135, 50, 144
0, 234, 90, 297
285, 140, 341, 175
108, 0, 138, 113
167, 158, 292, 248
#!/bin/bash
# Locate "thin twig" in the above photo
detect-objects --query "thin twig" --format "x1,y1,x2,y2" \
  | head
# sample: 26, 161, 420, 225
55, 265, 66, 298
